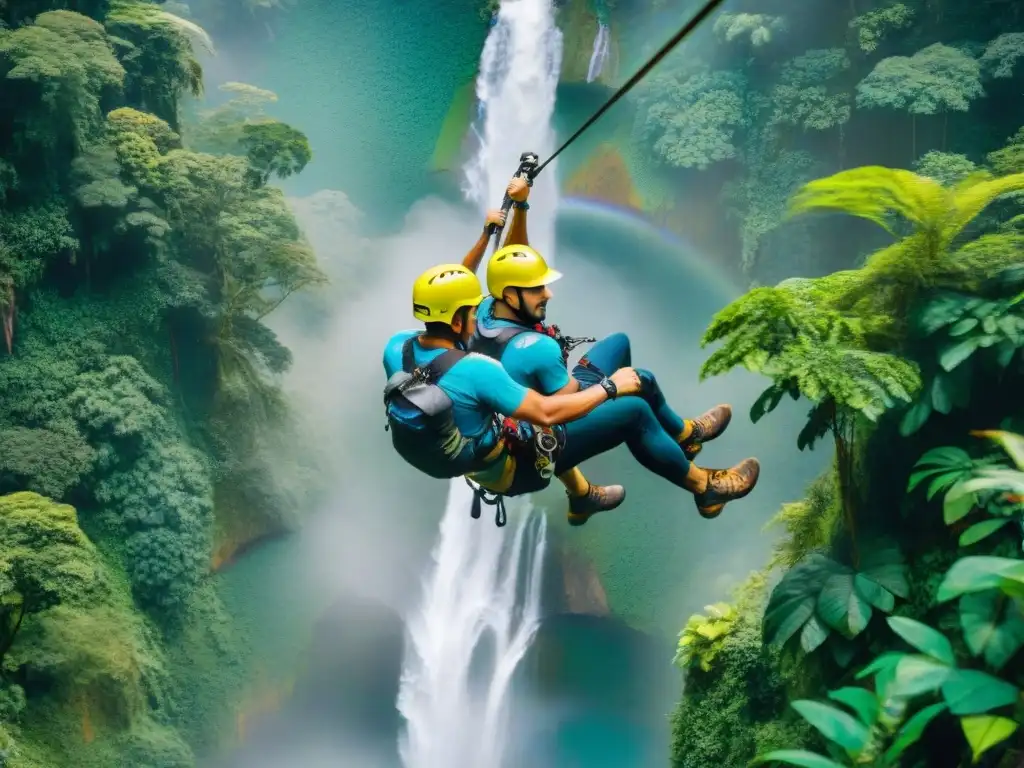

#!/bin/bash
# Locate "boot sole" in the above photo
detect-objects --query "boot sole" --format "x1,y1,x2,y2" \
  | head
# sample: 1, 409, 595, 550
696, 459, 760, 519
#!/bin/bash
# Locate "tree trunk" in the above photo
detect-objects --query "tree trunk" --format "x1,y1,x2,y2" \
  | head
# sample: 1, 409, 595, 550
831, 404, 860, 567
2, 282, 14, 354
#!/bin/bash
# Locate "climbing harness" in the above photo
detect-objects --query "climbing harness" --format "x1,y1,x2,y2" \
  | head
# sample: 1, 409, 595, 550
487, 0, 730, 253
466, 417, 567, 527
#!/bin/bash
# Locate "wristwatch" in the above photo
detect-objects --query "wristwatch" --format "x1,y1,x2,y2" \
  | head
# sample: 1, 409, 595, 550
513, 200, 530, 210
598, 377, 617, 400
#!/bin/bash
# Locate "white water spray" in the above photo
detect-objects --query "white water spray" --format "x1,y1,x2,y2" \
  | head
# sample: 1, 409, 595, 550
396, 2, 563, 766
586, 23, 610, 83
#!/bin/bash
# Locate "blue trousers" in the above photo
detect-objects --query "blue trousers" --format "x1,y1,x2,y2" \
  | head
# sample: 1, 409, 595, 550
506, 333, 693, 496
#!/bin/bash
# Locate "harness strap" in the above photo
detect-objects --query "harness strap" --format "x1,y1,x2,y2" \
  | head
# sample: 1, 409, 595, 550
466, 478, 507, 527
400, 335, 466, 380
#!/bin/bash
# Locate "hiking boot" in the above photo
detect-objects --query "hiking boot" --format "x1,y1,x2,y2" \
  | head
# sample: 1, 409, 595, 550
680, 404, 733, 460
694, 458, 760, 519
567, 484, 626, 527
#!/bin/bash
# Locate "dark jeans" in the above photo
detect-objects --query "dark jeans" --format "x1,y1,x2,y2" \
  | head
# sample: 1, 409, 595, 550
506, 333, 693, 497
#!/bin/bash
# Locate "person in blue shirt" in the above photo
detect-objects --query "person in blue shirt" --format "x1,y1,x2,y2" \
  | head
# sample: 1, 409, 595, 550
462, 178, 761, 525
383, 262, 643, 520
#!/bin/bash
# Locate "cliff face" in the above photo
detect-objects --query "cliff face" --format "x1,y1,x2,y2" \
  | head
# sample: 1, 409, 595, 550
556, 541, 611, 616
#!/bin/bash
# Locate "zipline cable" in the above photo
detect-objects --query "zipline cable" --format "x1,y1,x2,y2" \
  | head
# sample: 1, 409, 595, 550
488, 0, 729, 250
533, 0, 729, 176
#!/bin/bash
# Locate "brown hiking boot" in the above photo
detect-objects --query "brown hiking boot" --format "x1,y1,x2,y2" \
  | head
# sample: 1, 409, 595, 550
694, 458, 760, 519
567, 484, 626, 527
680, 404, 733, 460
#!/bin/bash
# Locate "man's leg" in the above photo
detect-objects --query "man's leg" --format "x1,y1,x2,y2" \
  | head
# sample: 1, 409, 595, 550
573, 333, 731, 458
558, 397, 760, 525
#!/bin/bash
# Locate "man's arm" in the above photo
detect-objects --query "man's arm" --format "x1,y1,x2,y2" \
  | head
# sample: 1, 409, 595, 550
511, 385, 608, 427
462, 209, 506, 273
504, 178, 530, 247
477, 355, 640, 428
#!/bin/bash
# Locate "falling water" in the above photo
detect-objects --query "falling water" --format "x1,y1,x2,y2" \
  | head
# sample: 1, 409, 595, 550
396, 1, 563, 766
586, 24, 610, 83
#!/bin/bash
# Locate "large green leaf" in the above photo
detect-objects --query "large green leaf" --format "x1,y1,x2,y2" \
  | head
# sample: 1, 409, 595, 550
858, 544, 910, 599
765, 594, 818, 647
827, 687, 880, 727
818, 572, 872, 637
961, 715, 1019, 764
855, 651, 906, 682
937, 557, 1024, 602
854, 573, 895, 612
887, 616, 956, 665
800, 614, 831, 653
900, 399, 932, 437
960, 591, 1024, 670
791, 700, 871, 754
764, 555, 846, 647
943, 483, 977, 524
939, 337, 981, 371
749, 749, 847, 768
890, 655, 953, 699
959, 519, 1011, 547
908, 446, 973, 492
960, 469, 1024, 496
941, 668, 1020, 715
882, 702, 948, 765
972, 430, 1024, 470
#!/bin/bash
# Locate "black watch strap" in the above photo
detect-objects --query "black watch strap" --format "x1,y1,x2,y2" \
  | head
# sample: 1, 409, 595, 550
599, 377, 617, 400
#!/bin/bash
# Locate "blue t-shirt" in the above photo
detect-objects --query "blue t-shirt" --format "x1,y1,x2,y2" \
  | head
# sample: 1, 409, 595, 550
476, 296, 571, 394
382, 330, 530, 446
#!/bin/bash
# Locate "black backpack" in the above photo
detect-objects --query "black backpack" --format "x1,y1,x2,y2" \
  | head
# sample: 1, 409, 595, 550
383, 336, 493, 479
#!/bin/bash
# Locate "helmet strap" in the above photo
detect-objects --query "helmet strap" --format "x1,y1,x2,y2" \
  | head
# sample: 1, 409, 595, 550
510, 288, 540, 326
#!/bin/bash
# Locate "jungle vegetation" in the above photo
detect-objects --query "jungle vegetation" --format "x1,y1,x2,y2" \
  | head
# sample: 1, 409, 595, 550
0, 0, 322, 764
660, 1, 1024, 765
630, 0, 1024, 285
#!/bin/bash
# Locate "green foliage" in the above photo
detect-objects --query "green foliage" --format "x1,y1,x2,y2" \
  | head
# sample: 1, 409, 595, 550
770, 49, 851, 133
785, 166, 1024, 331
671, 575, 814, 768
184, 81, 279, 155
0, 1, 322, 763
0, 11, 125, 153
980, 33, 1024, 80
848, 3, 914, 53
913, 151, 978, 187
104, 0, 207, 128
855, 44, 984, 120
634, 65, 748, 170
765, 471, 841, 572
899, 266, 1024, 436
712, 13, 785, 49
762, 543, 909, 663
722, 138, 819, 272
240, 120, 312, 186
700, 275, 920, 456
675, 602, 738, 672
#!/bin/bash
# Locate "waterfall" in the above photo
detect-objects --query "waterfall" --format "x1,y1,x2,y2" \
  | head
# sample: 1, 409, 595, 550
586, 23, 610, 83
396, 1, 563, 766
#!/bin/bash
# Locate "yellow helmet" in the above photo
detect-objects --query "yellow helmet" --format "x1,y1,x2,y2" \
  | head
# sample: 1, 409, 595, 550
486, 244, 563, 300
412, 264, 484, 325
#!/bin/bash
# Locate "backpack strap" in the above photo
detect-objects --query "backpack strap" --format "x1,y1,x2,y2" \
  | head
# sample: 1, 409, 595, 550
425, 348, 467, 380
401, 336, 418, 373
401, 335, 466, 381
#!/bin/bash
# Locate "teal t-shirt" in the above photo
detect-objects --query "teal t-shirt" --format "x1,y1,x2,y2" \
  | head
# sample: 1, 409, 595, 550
476, 296, 571, 395
382, 330, 530, 446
